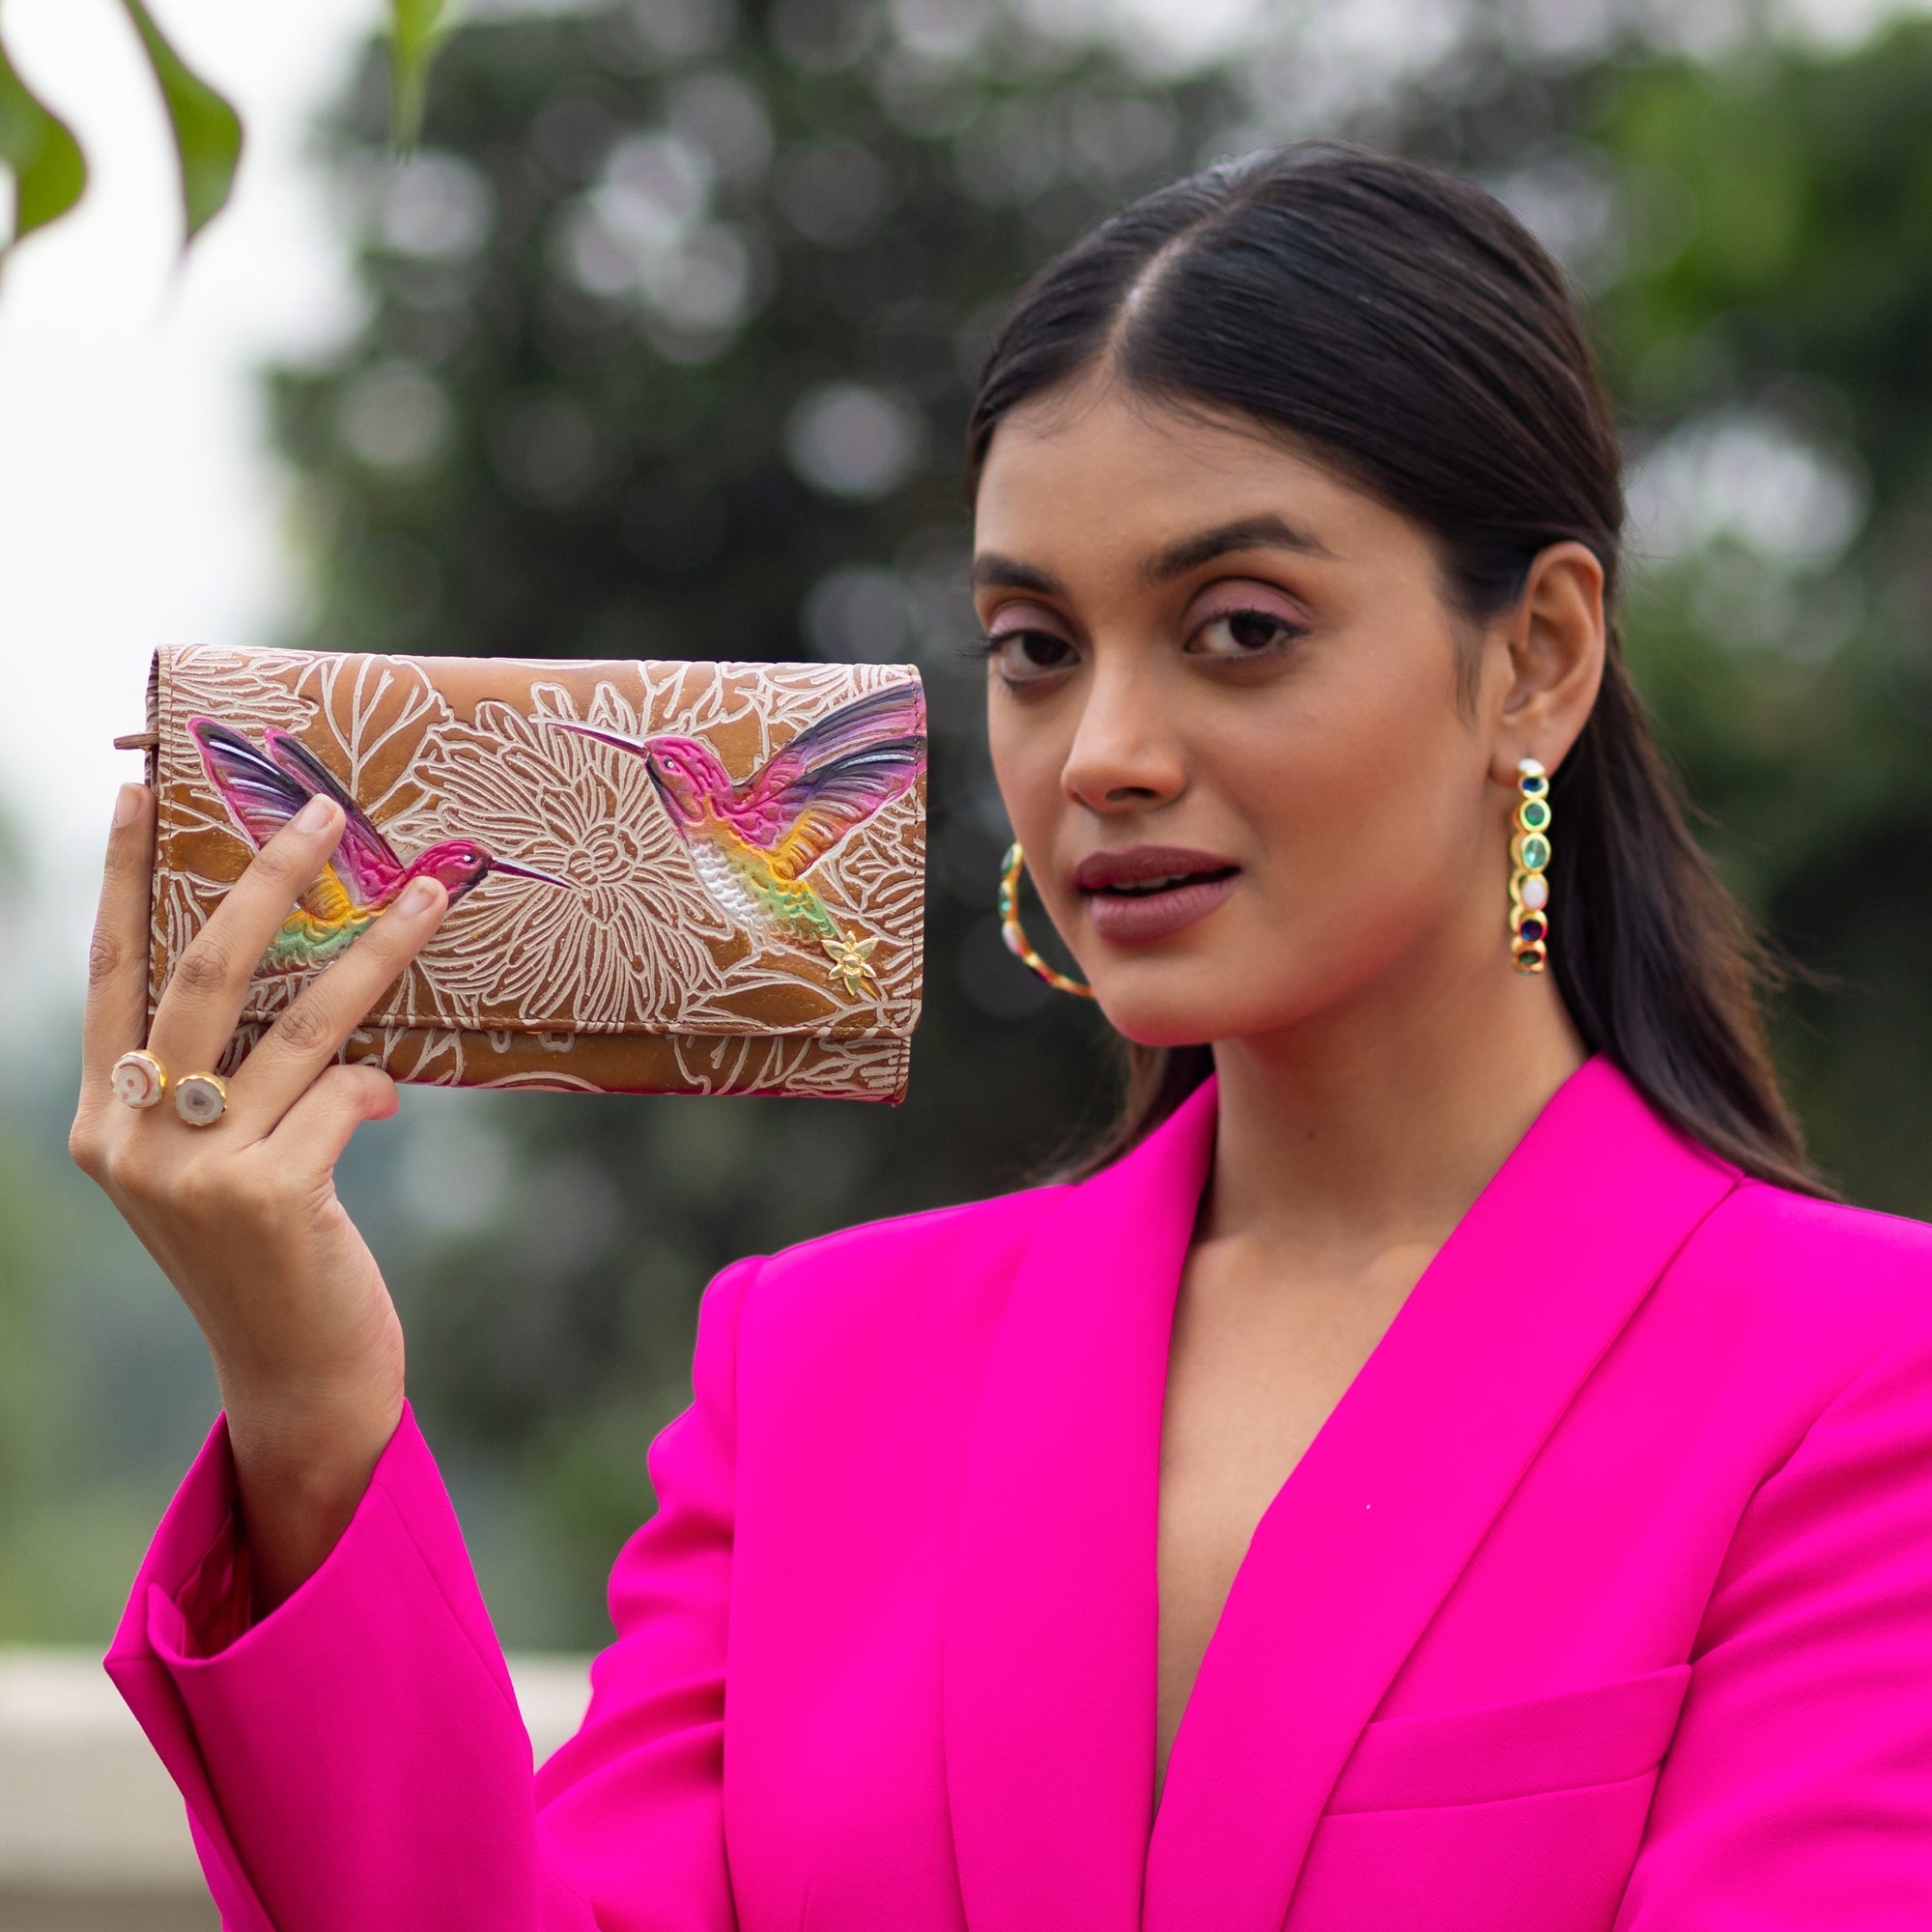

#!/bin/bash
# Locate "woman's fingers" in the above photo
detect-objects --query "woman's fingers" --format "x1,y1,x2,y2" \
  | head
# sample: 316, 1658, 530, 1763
262, 1061, 402, 1179
229, 876, 447, 1129
77, 785, 158, 1097
144, 793, 345, 1078
72, 785, 160, 1181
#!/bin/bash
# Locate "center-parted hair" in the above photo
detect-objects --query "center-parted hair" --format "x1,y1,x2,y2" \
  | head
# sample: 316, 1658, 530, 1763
968, 141, 1820, 1194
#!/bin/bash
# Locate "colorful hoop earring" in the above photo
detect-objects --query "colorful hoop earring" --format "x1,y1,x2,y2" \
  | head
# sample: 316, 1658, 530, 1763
1508, 757, 1552, 974
998, 841, 1095, 999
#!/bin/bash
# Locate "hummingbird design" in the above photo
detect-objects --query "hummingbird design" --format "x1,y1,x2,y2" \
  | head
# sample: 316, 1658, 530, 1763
548, 682, 925, 997
190, 716, 569, 973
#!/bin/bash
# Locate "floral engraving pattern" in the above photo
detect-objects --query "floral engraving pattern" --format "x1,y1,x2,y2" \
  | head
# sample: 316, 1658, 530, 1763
213, 1016, 913, 1099
151, 647, 924, 1101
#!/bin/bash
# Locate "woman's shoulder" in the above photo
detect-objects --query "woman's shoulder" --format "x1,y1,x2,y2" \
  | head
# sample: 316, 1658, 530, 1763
732, 1176, 1074, 1332
1672, 1177, 1932, 1385
700, 1179, 1075, 1396
1696, 1178, 1932, 1282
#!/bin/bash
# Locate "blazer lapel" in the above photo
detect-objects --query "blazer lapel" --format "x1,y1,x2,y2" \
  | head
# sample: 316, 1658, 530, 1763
943, 1080, 1218, 1932
1141, 1056, 1740, 1932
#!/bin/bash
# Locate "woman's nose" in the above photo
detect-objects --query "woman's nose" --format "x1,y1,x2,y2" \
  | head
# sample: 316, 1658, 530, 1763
1059, 657, 1186, 812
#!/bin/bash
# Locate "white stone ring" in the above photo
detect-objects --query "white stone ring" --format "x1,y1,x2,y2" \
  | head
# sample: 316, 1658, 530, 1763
110, 1049, 168, 1110
173, 1071, 230, 1128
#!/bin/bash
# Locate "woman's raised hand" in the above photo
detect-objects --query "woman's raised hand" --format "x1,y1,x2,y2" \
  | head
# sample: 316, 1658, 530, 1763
69, 782, 449, 1613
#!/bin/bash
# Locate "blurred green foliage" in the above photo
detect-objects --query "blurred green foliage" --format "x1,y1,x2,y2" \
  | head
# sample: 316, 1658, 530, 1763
0, 0, 450, 261
0, 32, 88, 254
0, 1072, 223, 1637
0, 0, 240, 258
8, 1, 1932, 1648
390, 0, 454, 145
121, 0, 244, 242
1588, 39, 1932, 1206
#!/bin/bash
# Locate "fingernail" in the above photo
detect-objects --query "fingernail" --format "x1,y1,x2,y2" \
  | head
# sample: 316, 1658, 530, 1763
397, 877, 439, 916
294, 794, 336, 834
112, 783, 145, 829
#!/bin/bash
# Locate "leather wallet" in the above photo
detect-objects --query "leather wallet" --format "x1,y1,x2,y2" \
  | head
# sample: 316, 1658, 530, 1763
116, 645, 927, 1101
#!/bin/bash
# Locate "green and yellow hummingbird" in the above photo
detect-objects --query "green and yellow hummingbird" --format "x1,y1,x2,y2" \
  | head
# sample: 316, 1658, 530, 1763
549, 682, 925, 995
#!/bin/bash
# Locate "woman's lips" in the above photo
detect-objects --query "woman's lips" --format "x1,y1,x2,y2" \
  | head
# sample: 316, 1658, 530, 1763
1072, 846, 1241, 946
1084, 871, 1239, 943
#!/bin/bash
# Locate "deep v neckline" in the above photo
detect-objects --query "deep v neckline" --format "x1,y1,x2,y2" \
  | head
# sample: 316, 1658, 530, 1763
1143, 1060, 1614, 1833
940, 1053, 1739, 1932
1150, 1235, 1430, 1824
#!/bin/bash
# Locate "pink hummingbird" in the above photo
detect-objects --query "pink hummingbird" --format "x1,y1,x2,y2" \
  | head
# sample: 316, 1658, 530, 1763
190, 717, 568, 973
548, 682, 925, 995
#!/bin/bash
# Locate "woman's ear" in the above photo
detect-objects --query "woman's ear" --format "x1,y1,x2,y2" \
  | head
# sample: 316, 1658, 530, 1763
1489, 541, 1606, 783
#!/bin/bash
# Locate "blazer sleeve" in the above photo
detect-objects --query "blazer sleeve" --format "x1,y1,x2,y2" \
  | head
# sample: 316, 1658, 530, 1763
1616, 1305, 1932, 1928
103, 1252, 762, 1932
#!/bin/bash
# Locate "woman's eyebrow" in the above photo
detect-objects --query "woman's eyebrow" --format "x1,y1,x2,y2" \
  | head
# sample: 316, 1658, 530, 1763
1144, 514, 1336, 584
968, 554, 1065, 595
968, 514, 1334, 598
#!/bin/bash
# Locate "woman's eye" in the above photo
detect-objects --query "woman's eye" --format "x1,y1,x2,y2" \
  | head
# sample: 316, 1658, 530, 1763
985, 629, 1077, 680
1190, 609, 1304, 659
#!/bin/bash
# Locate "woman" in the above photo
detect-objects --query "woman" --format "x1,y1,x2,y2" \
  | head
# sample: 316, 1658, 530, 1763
72, 143, 1932, 1931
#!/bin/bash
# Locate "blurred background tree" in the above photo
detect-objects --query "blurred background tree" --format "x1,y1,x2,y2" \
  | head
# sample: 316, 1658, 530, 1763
9, 0, 1932, 1649
1390, 14, 1932, 1209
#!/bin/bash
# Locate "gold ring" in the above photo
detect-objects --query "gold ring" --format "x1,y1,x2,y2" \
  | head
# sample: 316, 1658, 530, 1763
110, 1049, 167, 1110
173, 1071, 229, 1128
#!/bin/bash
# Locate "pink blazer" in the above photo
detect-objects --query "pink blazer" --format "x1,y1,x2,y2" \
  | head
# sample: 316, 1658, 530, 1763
108, 1055, 1932, 1931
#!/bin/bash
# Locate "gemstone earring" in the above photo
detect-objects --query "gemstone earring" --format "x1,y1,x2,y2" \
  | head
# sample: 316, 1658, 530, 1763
998, 841, 1095, 999
1509, 758, 1552, 973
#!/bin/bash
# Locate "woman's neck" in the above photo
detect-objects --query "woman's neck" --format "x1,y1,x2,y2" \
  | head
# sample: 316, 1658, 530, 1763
1204, 930, 1588, 1268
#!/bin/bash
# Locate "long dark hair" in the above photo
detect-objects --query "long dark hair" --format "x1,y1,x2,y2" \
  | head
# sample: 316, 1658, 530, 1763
967, 141, 1823, 1196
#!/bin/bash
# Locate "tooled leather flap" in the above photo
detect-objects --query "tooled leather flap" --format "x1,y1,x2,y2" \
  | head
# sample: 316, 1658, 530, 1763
145, 646, 926, 1042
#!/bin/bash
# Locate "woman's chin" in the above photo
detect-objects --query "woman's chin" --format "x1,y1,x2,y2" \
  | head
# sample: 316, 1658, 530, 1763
1090, 954, 1318, 1049
1090, 986, 1234, 1052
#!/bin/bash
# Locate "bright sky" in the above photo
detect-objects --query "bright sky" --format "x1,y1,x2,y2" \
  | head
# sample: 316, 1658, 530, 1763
0, 0, 373, 1035
0, 0, 1918, 1043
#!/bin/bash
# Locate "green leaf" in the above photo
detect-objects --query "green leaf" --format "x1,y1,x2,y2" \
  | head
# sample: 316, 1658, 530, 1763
117, 0, 242, 244
0, 25, 87, 252
390, 0, 452, 148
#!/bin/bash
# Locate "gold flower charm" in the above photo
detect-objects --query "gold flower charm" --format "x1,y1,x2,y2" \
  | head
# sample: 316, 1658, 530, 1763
821, 931, 879, 997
